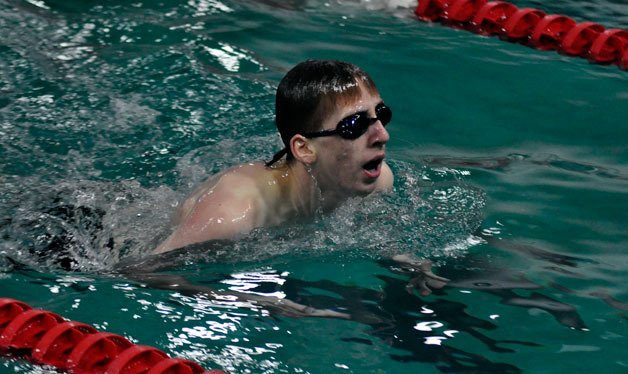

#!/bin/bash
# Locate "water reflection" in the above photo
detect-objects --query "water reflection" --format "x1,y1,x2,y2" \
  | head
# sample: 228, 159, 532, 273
4, 230, 624, 372
279, 271, 529, 372
133, 245, 616, 371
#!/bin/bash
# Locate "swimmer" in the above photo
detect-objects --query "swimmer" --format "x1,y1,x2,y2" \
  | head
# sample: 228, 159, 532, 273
154, 60, 394, 254
142, 60, 447, 317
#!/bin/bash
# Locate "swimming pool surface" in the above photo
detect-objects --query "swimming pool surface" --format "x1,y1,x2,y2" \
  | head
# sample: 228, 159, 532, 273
1, 0, 627, 372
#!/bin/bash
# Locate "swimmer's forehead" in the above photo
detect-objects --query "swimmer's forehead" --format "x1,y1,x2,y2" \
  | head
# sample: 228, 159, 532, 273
332, 82, 383, 117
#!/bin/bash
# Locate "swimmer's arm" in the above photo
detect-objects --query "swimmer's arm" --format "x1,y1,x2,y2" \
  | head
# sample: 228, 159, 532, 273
390, 254, 449, 296
154, 184, 262, 254
128, 272, 350, 319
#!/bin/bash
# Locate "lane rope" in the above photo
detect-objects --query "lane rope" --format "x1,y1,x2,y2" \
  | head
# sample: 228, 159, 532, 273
414, 0, 628, 70
0, 298, 225, 374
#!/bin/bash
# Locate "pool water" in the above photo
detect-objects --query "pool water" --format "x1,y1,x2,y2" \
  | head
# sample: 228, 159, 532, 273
1, 0, 627, 372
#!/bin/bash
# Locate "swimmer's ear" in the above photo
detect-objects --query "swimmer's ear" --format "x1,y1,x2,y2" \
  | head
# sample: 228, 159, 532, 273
290, 134, 316, 164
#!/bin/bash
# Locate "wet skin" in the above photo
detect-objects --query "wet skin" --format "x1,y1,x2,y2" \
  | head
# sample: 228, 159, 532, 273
304, 85, 392, 201
154, 85, 393, 254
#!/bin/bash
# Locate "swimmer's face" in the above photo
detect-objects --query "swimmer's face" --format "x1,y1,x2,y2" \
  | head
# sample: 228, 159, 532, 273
310, 85, 390, 197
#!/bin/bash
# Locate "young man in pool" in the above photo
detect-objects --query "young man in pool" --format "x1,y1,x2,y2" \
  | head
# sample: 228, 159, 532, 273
154, 60, 394, 254
146, 60, 446, 311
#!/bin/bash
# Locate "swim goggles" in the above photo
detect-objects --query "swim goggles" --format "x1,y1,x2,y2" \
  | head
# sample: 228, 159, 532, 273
266, 103, 392, 166
303, 102, 392, 140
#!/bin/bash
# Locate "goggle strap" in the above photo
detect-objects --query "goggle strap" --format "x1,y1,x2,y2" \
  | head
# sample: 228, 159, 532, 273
265, 147, 288, 167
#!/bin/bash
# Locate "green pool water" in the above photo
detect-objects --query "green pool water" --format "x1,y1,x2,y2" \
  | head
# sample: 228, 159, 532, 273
1, 0, 627, 372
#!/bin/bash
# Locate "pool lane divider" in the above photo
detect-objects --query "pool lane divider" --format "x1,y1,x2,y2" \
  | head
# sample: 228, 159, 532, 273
414, 0, 628, 70
0, 298, 226, 374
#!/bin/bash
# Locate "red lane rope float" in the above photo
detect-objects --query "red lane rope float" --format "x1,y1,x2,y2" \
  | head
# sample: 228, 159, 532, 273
414, 0, 628, 70
590, 29, 628, 64
503, 8, 546, 40
443, 0, 486, 24
472, 1, 518, 36
529, 15, 576, 50
102, 345, 168, 374
561, 22, 605, 56
0, 310, 64, 350
32, 321, 98, 369
66, 332, 135, 373
0, 299, 31, 335
0, 298, 225, 374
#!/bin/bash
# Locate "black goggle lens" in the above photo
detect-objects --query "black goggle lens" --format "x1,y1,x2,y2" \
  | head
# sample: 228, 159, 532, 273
337, 103, 392, 139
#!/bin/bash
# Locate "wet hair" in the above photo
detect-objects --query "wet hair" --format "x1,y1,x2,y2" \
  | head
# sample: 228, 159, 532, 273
266, 60, 378, 166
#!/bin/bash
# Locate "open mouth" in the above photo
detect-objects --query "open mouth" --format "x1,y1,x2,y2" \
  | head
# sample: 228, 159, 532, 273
362, 157, 383, 177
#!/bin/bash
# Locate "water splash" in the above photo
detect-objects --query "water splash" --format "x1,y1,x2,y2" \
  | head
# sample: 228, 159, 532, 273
0, 176, 180, 272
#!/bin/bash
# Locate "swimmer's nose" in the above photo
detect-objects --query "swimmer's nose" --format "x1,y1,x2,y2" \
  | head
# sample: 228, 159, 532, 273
368, 119, 389, 148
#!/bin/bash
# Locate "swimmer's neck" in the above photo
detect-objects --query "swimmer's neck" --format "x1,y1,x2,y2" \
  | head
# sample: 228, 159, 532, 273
278, 162, 347, 218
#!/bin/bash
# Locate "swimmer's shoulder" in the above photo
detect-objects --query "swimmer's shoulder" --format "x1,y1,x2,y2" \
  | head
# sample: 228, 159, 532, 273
193, 162, 270, 200
173, 163, 268, 221
216, 162, 288, 223
188, 162, 267, 192
217, 162, 276, 190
